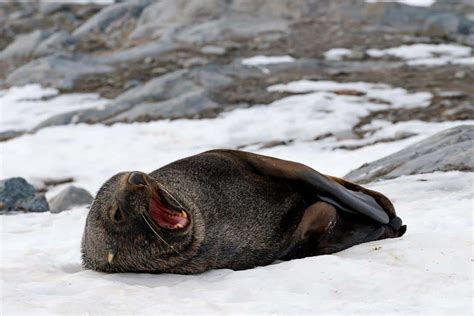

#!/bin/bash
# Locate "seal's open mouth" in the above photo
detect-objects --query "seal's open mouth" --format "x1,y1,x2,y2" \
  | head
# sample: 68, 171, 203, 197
149, 193, 189, 230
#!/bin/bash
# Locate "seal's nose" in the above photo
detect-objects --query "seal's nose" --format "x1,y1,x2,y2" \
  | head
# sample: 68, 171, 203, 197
128, 172, 148, 186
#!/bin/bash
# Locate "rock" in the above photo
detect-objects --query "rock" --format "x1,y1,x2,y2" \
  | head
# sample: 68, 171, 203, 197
38, 3, 69, 16
0, 178, 49, 213
201, 45, 227, 55
364, 2, 474, 36
97, 41, 177, 64
182, 57, 208, 68
34, 67, 233, 128
0, 130, 25, 142
49, 186, 93, 213
105, 90, 219, 122
344, 125, 474, 184
0, 30, 50, 60
423, 13, 473, 36
6, 53, 113, 89
72, 0, 151, 39
34, 31, 75, 56
123, 79, 141, 90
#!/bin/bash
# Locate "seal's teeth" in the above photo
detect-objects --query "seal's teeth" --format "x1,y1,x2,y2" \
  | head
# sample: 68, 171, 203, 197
175, 223, 184, 229
107, 252, 115, 264
181, 210, 187, 218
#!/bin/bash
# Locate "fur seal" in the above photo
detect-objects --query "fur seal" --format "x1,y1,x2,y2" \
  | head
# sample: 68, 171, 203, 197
82, 149, 406, 274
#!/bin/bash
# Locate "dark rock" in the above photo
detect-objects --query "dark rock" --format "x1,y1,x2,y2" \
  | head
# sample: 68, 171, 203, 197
33, 67, 233, 128
49, 186, 93, 213
344, 125, 474, 183
6, 53, 113, 89
0, 30, 50, 60
0, 130, 25, 142
105, 90, 219, 122
364, 2, 474, 36
96, 41, 177, 64
72, 0, 151, 39
0, 178, 49, 213
38, 3, 69, 16
34, 31, 75, 56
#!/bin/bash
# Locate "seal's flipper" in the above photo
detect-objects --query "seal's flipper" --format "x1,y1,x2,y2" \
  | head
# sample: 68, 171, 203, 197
212, 150, 391, 224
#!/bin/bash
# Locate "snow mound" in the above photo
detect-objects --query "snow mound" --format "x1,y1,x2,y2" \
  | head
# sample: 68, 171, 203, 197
365, 0, 436, 7
0, 84, 109, 133
241, 55, 295, 66
324, 48, 352, 61
367, 44, 474, 66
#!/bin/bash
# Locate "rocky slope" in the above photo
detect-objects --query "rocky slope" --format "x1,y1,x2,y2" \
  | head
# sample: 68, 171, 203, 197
1, 0, 473, 138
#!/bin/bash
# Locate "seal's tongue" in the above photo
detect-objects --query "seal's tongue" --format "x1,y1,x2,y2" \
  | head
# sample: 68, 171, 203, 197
149, 194, 188, 229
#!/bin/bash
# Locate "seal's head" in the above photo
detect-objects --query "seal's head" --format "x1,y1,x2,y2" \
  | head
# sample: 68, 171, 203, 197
81, 171, 195, 273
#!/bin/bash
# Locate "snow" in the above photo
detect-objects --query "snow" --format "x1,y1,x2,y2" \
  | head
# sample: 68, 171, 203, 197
1, 82, 473, 314
365, 0, 436, 7
0, 84, 109, 133
1, 172, 472, 314
241, 55, 295, 66
268, 80, 433, 109
367, 44, 474, 66
324, 48, 352, 61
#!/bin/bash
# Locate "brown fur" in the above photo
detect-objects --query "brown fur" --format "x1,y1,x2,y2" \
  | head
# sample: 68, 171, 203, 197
82, 150, 406, 274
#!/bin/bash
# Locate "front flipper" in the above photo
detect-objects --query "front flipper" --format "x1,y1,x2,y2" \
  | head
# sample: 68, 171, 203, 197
208, 150, 392, 224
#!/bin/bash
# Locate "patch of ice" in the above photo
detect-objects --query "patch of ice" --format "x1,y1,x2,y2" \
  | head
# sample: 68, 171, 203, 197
241, 55, 295, 66
0, 84, 109, 133
1, 171, 471, 314
365, 0, 436, 7
367, 44, 473, 66
324, 48, 352, 61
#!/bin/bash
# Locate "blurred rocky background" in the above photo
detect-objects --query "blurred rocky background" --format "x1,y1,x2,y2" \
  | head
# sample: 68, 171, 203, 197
1, 0, 473, 133
1, 0, 473, 213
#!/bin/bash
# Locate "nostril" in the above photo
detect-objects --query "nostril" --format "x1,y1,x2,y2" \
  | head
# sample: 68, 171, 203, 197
128, 172, 147, 186
110, 207, 124, 223
114, 208, 123, 222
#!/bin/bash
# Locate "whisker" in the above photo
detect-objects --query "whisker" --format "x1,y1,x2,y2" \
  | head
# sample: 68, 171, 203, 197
141, 213, 182, 256
158, 184, 185, 209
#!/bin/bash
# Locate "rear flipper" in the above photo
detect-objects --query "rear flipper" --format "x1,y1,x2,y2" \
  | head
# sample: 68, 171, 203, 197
281, 202, 407, 260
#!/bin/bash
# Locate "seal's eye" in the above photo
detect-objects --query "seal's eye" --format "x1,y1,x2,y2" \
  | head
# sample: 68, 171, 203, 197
110, 207, 124, 223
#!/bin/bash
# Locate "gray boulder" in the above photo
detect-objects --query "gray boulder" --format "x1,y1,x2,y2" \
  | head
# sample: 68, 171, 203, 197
344, 125, 474, 184
33, 67, 233, 128
72, 0, 151, 39
49, 186, 93, 213
363, 2, 473, 36
0, 178, 49, 213
6, 53, 113, 89
34, 31, 75, 56
0, 30, 50, 60
105, 90, 219, 123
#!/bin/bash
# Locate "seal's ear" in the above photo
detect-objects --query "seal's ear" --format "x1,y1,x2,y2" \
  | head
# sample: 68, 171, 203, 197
214, 150, 391, 224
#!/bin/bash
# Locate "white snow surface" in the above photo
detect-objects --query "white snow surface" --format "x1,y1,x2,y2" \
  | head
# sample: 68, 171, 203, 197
367, 44, 474, 66
0, 84, 109, 133
2, 172, 472, 314
241, 55, 295, 66
324, 48, 352, 61
1, 82, 473, 314
365, 0, 436, 7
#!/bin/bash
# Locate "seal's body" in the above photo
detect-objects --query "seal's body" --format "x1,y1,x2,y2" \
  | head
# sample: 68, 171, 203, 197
82, 150, 406, 274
